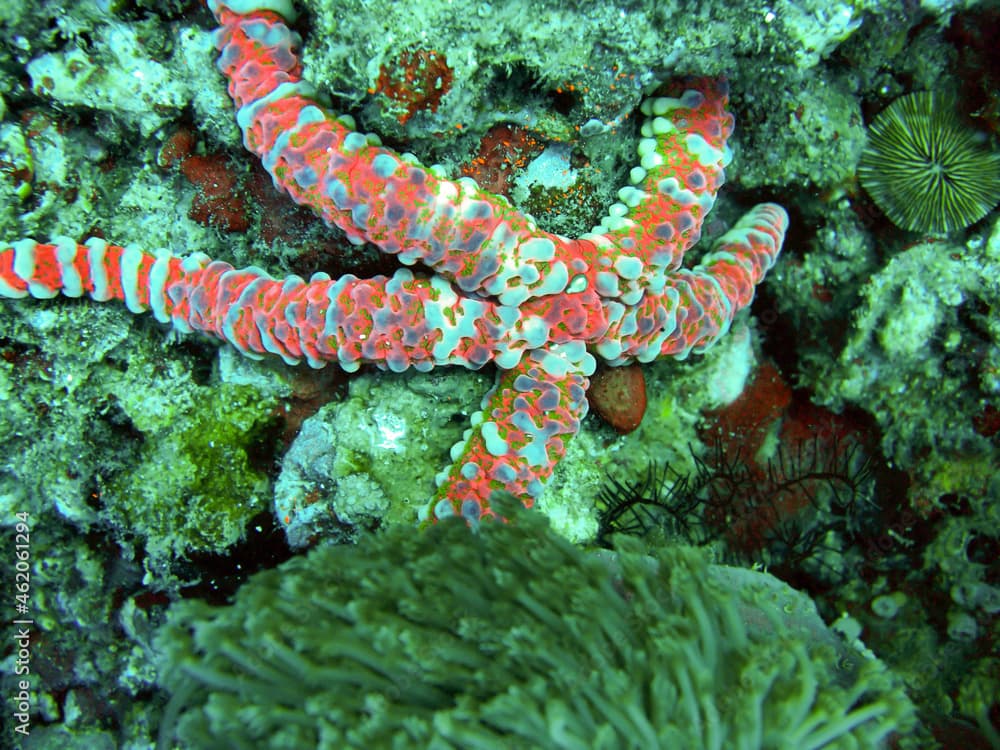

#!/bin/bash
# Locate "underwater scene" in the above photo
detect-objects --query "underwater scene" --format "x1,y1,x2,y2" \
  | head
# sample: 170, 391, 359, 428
0, 0, 998, 747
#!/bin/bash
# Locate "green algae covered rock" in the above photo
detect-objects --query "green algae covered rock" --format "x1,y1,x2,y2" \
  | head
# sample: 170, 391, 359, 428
104, 379, 277, 560
155, 498, 914, 749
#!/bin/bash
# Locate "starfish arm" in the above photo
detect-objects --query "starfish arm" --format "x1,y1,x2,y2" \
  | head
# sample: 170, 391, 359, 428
694, 202, 788, 313
0, 239, 554, 373
595, 202, 788, 364
0, 238, 190, 313
164, 259, 508, 373
428, 343, 594, 521
208, 3, 735, 307
584, 78, 736, 302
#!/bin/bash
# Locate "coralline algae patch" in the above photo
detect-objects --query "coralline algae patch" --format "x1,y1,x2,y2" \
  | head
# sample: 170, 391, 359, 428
370, 48, 454, 125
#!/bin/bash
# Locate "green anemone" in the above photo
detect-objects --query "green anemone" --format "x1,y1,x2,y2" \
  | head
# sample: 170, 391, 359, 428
155, 495, 915, 749
858, 91, 1000, 234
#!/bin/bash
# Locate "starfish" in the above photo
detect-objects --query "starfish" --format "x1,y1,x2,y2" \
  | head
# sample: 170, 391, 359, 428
0, 0, 787, 528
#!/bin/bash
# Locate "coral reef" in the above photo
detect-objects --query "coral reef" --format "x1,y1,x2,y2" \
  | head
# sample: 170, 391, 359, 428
1, 0, 999, 746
